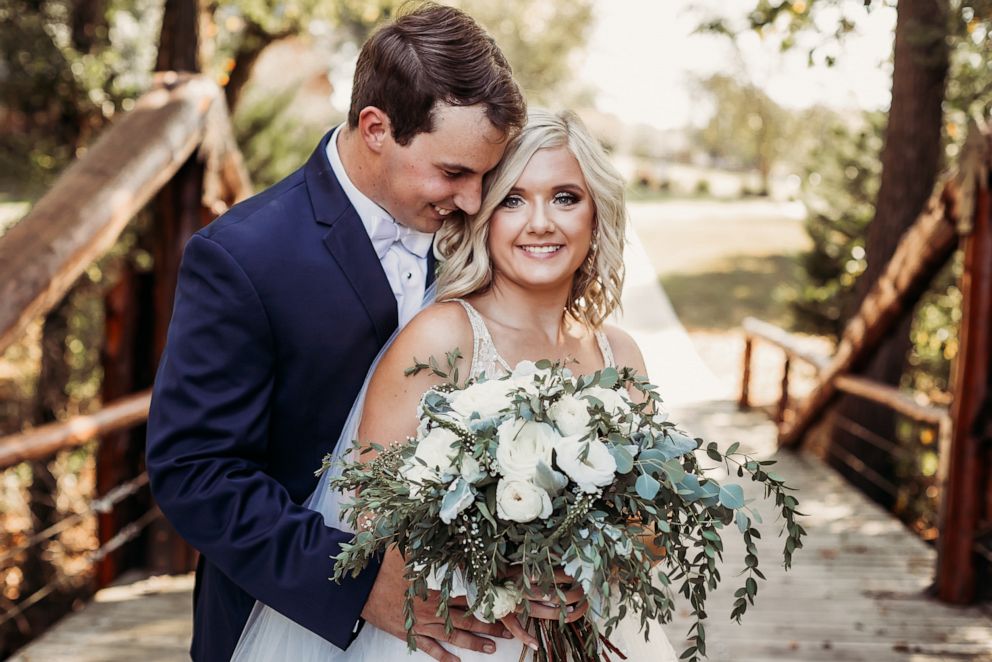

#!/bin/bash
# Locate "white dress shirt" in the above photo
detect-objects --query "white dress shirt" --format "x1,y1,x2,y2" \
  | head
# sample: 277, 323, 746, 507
325, 125, 430, 327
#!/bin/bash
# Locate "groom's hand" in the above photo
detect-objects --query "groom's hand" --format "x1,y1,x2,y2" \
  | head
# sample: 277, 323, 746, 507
362, 547, 511, 662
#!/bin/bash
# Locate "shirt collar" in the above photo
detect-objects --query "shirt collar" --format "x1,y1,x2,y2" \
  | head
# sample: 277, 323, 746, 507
325, 124, 392, 238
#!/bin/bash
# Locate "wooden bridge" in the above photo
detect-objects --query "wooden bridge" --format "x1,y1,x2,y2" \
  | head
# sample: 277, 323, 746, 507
1, 3, 991, 654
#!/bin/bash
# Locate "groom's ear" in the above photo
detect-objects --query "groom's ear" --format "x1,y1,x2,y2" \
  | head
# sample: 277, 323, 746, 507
357, 107, 392, 154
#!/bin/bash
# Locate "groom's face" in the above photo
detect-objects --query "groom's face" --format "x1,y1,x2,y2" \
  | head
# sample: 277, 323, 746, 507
377, 103, 508, 233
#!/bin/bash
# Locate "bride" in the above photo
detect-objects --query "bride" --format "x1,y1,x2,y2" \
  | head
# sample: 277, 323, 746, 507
232, 109, 679, 661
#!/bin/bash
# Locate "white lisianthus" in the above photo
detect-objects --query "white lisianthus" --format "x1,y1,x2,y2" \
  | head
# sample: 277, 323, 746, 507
496, 419, 558, 481
400, 463, 440, 500
548, 393, 593, 436
582, 386, 632, 416
555, 436, 617, 493
495, 479, 553, 523
414, 427, 460, 475
449, 379, 515, 419
459, 455, 487, 484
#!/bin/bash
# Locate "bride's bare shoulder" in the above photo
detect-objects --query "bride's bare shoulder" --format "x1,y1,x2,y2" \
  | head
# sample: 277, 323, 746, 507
601, 324, 648, 375
379, 301, 474, 374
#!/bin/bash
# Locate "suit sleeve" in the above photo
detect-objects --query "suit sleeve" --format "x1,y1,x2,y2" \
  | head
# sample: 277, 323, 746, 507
146, 233, 379, 649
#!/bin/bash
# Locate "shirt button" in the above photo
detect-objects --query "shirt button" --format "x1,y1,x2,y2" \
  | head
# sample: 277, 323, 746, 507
405, 272, 413, 280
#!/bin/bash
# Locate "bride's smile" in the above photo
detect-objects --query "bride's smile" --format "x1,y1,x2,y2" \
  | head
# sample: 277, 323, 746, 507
488, 146, 595, 293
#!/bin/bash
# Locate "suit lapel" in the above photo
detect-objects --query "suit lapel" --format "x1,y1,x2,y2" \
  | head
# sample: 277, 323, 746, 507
305, 130, 398, 344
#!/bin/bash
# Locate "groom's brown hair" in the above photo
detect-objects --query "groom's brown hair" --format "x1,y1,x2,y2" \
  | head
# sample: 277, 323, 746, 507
348, 2, 526, 145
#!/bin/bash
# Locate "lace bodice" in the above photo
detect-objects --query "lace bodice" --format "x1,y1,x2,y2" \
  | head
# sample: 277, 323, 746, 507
452, 299, 616, 379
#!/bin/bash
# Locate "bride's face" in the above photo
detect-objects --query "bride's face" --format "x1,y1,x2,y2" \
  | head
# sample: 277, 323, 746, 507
487, 146, 595, 294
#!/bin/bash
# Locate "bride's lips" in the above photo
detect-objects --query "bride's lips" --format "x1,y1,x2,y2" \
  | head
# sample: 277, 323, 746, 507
517, 243, 564, 259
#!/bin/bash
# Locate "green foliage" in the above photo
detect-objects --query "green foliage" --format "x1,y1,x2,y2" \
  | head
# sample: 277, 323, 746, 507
0, 0, 161, 188
791, 109, 883, 336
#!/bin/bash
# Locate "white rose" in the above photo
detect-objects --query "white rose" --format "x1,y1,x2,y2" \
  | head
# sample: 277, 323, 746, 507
548, 394, 593, 436
582, 386, 632, 416
554, 436, 617, 493
414, 427, 460, 475
449, 379, 515, 419
495, 479, 553, 523
496, 419, 558, 481
401, 463, 440, 500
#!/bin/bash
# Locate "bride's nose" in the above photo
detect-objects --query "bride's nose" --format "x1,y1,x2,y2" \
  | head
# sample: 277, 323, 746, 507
526, 202, 555, 234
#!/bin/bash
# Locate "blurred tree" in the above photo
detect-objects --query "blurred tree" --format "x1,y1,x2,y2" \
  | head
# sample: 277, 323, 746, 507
792, 108, 884, 335
693, 73, 793, 195
323, 0, 594, 104
0, 0, 161, 187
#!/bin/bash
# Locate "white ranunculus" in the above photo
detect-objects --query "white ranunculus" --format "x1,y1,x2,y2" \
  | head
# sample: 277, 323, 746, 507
581, 386, 632, 416
548, 394, 593, 436
459, 455, 487, 484
414, 427, 460, 475
449, 379, 515, 420
555, 436, 617, 493
495, 479, 553, 523
496, 419, 558, 482
401, 463, 440, 500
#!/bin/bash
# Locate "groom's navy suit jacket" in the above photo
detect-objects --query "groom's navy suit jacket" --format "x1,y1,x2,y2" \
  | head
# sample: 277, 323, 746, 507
147, 131, 432, 661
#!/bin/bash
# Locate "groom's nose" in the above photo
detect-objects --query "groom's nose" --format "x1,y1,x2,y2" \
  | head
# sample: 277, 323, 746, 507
453, 176, 484, 216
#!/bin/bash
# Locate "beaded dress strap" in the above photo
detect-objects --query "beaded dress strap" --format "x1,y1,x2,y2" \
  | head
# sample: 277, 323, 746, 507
452, 299, 512, 378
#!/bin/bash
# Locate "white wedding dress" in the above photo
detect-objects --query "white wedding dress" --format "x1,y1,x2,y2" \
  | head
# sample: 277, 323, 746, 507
231, 298, 679, 662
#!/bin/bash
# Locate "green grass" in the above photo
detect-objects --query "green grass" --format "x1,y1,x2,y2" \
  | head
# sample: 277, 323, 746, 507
660, 253, 807, 332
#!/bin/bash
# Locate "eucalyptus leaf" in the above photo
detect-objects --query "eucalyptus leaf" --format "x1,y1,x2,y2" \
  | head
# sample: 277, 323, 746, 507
635, 473, 661, 500
719, 484, 745, 510
611, 444, 635, 474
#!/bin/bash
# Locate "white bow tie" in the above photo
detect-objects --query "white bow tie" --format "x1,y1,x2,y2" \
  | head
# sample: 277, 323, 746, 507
369, 216, 433, 259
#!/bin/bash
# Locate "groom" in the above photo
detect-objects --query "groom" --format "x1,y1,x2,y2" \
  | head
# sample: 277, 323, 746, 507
145, 4, 525, 660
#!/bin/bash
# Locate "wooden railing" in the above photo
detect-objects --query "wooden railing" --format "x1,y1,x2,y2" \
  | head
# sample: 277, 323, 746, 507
738, 119, 992, 605
0, 73, 250, 646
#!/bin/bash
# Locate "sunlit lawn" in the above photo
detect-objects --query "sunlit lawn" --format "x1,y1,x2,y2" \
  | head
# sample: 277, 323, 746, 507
630, 198, 812, 333
660, 253, 804, 331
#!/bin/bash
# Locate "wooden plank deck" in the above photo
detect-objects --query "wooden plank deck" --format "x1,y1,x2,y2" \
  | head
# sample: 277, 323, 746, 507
12, 400, 992, 661
665, 400, 992, 662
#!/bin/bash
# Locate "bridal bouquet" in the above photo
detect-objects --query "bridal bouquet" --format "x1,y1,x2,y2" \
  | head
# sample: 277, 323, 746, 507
327, 352, 805, 661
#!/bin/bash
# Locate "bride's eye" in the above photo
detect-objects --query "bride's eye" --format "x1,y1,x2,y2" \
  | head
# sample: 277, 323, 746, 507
553, 191, 579, 205
500, 194, 524, 209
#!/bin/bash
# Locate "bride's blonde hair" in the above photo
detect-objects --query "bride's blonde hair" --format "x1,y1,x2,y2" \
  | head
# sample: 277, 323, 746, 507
434, 109, 626, 328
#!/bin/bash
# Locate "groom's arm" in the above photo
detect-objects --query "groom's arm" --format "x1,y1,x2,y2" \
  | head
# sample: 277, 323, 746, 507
146, 233, 379, 649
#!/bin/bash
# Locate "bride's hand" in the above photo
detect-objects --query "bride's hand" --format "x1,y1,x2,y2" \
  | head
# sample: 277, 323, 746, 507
362, 547, 512, 662
496, 568, 588, 648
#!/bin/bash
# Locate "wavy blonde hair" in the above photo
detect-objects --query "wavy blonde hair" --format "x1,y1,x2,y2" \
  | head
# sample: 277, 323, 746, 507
434, 109, 627, 328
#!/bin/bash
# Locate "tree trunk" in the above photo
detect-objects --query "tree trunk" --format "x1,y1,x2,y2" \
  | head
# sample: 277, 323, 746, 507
830, 0, 950, 507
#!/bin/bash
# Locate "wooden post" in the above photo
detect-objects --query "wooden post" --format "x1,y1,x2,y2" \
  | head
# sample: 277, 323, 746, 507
777, 356, 791, 426
937, 153, 992, 604
739, 336, 753, 410
97, 263, 155, 587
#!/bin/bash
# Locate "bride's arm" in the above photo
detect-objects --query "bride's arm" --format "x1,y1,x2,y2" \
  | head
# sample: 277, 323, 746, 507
357, 302, 472, 453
